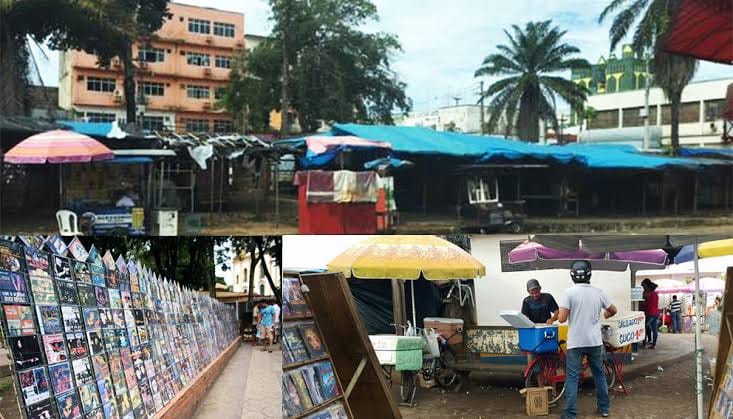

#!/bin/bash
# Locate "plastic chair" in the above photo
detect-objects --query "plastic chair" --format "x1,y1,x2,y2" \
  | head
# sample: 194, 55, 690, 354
56, 210, 82, 236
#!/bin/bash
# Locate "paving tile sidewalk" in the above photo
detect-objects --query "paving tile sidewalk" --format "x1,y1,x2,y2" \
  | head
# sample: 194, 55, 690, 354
193, 342, 282, 419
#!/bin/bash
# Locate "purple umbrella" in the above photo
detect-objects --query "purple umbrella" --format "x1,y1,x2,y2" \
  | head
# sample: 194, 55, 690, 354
508, 241, 668, 271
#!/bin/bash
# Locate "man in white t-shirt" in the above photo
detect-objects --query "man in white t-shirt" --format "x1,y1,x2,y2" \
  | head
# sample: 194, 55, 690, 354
557, 260, 617, 419
272, 302, 281, 344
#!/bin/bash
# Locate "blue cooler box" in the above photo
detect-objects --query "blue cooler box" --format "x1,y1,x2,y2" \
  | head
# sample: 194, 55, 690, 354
518, 325, 559, 353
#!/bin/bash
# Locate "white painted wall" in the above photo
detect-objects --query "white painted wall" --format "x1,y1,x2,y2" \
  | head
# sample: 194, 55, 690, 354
471, 235, 632, 327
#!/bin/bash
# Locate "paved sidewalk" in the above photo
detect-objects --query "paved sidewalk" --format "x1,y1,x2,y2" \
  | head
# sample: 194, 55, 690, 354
193, 342, 282, 419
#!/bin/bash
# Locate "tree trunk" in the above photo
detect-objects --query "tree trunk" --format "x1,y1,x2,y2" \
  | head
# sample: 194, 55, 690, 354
255, 239, 281, 303
247, 247, 257, 307
0, 30, 27, 116
279, 2, 291, 136
121, 43, 137, 123
670, 91, 682, 155
518, 88, 540, 142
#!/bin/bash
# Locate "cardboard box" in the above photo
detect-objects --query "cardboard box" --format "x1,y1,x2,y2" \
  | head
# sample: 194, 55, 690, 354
519, 386, 554, 416
424, 317, 464, 345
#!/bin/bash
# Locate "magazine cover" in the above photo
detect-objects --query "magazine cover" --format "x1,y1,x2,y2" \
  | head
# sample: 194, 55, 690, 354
83, 308, 101, 330
37, 305, 63, 334
102, 401, 117, 419
103, 329, 118, 352
113, 310, 125, 329
77, 284, 96, 307
87, 245, 102, 267
91, 354, 110, 381
61, 306, 84, 333
25, 247, 51, 278
49, 362, 73, 394
56, 389, 82, 419
18, 236, 46, 250
19, 366, 51, 405
72, 357, 95, 386
115, 256, 128, 275
120, 291, 132, 310
289, 371, 314, 410
4, 304, 35, 336
106, 270, 118, 290
46, 236, 68, 256
53, 255, 72, 281
283, 378, 303, 417
26, 398, 56, 419
66, 333, 89, 359
117, 390, 132, 417
90, 264, 105, 287
298, 322, 327, 358
301, 364, 324, 405
99, 309, 113, 329
9, 335, 43, 370
86, 408, 104, 419
102, 251, 116, 273
94, 286, 109, 308
325, 402, 349, 419
0, 239, 25, 272
96, 378, 112, 405
0, 270, 29, 303
67, 237, 89, 262
109, 288, 122, 308
133, 310, 145, 326
31, 276, 58, 305
57, 281, 79, 305
283, 325, 310, 363
283, 277, 311, 318
314, 362, 341, 400
71, 260, 92, 284
87, 331, 104, 355
43, 333, 69, 364
79, 382, 101, 413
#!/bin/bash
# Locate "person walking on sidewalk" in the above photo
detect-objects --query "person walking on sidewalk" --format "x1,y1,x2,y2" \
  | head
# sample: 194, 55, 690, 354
259, 300, 276, 353
667, 295, 682, 334
272, 301, 281, 344
641, 278, 660, 349
558, 260, 617, 419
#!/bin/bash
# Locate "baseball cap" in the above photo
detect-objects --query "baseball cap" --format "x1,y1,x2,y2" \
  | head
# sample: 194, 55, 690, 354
526, 279, 540, 291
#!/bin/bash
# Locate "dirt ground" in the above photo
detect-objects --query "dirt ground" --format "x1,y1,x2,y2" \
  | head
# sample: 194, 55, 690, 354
396, 335, 717, 419
0, 375, 21, 419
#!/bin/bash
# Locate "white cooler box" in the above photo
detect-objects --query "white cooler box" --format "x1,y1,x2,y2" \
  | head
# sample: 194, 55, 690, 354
602, 311, 645, 348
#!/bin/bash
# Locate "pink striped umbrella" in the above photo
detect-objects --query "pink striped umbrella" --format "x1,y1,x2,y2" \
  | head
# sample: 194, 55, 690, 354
4, 129, 113, 164
4, 129, 114, 208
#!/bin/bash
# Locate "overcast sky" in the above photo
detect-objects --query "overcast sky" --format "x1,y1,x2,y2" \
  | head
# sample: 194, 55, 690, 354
31, 0, 731, 112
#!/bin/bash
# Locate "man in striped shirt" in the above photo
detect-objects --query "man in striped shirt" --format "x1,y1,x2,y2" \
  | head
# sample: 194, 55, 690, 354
668, 295, 683, 333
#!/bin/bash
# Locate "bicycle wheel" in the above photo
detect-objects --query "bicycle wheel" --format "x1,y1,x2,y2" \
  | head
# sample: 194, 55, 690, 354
436, 346, 458, 388
524, 355, 566, 405
400, 371, 417, 403
603, 360, 616, 390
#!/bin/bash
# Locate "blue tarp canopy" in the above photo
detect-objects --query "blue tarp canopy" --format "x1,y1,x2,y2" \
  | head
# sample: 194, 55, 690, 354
332, 123, 574, 162
556, 143, 708, 170
59, 121, 114, 137
363, 157, 413, 170
106, 156, 153, 164
679, 147, 733, 159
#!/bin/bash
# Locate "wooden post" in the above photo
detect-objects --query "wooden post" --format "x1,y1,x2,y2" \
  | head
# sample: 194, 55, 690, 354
693, 171, 699, 214
391, 279, 406, 335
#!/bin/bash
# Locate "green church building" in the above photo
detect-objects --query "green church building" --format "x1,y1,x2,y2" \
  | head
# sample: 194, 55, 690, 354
571, 45, 653, 94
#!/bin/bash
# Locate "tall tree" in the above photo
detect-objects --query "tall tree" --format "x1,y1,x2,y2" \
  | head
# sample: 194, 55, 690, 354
223, 0, 409, 134
599, 0, 698, 154
475, 21, 590, 142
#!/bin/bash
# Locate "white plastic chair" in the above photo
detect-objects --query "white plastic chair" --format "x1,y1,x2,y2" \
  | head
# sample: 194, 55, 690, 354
56, 210, 82, 236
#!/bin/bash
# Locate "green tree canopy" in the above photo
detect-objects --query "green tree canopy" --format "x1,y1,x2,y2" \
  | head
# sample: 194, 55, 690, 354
475, 21, 590, 142
221, 0, 409, 133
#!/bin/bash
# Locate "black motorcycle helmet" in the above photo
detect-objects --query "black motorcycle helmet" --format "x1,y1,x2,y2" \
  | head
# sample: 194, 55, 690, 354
570, 260, 592, 283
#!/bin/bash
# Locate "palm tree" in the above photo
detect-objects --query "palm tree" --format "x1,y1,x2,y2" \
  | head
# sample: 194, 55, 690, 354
599, 0, 697, 154
475, 21, 590, 142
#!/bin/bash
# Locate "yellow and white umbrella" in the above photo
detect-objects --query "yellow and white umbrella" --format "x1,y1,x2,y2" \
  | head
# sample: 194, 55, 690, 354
327, 235, 485, 327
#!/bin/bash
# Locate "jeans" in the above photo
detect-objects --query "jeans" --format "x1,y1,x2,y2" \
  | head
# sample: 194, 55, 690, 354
645, 315, 659, 345
562, 345, 610, 418
671, 311, 682, 333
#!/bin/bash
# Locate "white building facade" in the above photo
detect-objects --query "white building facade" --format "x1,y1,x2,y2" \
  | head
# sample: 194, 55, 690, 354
581, 78, 732, 147
231, 252, 280, 297
400, 105, 484, 134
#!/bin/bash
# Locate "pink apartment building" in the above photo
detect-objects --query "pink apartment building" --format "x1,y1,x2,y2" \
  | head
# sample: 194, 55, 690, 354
58, 2, 244, 133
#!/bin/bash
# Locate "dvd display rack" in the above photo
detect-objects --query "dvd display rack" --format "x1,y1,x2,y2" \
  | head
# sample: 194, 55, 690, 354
0, 236, 238, 419
282, 272, 351, 419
